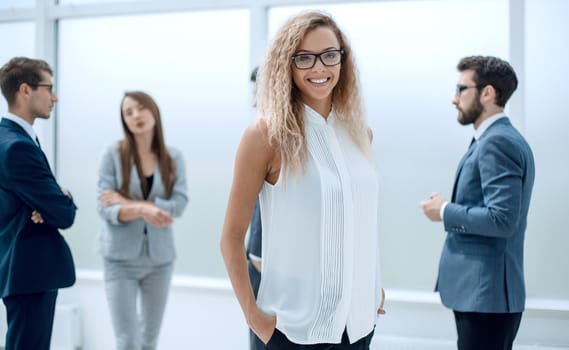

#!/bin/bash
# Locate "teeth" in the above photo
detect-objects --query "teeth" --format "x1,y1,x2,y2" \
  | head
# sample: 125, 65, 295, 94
309, 78, 328, 84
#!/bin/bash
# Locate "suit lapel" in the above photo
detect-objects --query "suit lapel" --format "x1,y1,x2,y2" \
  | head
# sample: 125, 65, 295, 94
129, 162, 159, 200
451, 138, 477, 201
450, 118, 512, 201
147, 165, 160, 199
32, 135, 54, 173
38, 146, 53, 173
129, 163, 143, 199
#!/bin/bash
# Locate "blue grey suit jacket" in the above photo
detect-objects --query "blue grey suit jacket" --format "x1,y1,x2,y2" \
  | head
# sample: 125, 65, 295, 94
97, 142, 188, 263
0, 118, 77, 298
437, 117, 535, 313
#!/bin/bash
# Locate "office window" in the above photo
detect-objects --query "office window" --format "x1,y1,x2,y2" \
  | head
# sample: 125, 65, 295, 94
0, 22, 35, 114
524, 0, 569, 299
0, 0, 34, 8
58, 0, 142, 4
57, 9, 250, 276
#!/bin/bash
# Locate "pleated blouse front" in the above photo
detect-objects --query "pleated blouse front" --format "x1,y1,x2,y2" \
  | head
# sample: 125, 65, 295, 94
257, 105, 381, 345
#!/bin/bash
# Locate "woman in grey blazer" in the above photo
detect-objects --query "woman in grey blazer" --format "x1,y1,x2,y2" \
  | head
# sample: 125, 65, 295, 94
97, 91, 188, 350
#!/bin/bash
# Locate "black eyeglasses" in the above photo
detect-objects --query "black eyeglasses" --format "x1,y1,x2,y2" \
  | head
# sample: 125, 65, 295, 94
32, 83, 54, 94
291, 49, 344, 70
455, 84, 485, 96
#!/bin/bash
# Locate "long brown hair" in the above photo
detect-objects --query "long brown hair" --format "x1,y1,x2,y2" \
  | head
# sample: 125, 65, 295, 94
256, 11, 369, 173
118, 91, 176, 198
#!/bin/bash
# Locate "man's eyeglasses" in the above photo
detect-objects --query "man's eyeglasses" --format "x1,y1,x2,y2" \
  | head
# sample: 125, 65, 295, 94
32, 83, 54, 94
455, 84, 485, 96
291, 49, 344, 70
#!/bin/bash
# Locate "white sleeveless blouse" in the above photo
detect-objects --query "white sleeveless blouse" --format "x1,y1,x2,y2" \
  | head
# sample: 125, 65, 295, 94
257, 105, 381, 345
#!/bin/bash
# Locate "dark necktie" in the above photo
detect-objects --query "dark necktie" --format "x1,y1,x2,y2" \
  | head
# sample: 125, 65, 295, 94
468, 137, 476, 150
35, 136, 42, 149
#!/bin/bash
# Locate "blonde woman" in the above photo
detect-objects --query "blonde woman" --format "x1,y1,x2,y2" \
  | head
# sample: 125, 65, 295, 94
221, 11, 384, 349
97, 91, 188, 350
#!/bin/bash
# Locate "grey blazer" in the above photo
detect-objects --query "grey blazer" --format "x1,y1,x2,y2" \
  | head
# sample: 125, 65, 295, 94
97, 142, 188, 263
436, 117, 535, 313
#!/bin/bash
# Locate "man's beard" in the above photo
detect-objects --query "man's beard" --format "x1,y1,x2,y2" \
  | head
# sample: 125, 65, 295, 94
457, 98, 483, 126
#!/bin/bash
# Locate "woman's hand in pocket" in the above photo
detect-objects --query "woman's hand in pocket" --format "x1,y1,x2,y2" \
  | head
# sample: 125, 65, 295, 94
249, 309, 277, 345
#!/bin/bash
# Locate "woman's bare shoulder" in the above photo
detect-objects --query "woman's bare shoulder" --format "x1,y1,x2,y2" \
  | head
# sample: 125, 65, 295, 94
240, 118, 280, 182
241, 118, 272, 152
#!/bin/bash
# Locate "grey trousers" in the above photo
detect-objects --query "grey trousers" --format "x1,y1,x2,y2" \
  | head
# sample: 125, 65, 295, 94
103, 237, 173, 350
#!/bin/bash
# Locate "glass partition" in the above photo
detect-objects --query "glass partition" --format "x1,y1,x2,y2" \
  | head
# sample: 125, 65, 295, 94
0, 21, 35, 116
524, 0, 569, 299
57, 9, 250, 276
0, 0, 34, 9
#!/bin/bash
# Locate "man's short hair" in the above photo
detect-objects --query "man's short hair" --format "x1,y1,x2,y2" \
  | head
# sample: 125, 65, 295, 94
250, 66, 258, 83
457, 55, 518, 107
0, 57, 53, 106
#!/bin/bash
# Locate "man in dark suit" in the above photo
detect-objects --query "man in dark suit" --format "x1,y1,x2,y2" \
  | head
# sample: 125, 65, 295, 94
421, 55, 535, 350
0, 57, 77, 350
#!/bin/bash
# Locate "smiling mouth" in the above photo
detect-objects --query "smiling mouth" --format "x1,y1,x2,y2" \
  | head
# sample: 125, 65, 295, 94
308, 78, 330, 84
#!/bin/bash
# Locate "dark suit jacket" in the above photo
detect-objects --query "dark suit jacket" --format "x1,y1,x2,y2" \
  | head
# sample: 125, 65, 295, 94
437, 117, 535, 313
0, 118, 77, 298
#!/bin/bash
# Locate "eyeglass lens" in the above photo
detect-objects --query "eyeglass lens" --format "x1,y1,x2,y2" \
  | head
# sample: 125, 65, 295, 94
293, 50, 342, 69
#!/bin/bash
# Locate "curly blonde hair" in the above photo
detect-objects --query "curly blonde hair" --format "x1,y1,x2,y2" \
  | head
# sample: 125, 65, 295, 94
256, 10, 370, 173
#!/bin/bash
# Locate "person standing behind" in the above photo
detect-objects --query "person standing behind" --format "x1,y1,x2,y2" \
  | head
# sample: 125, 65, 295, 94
421, 55, 535, 350
221, 11, 384, 349
245, 66, 265, 350
247, 200, 264, 350
0, 57, 77, 350
97, 91, 188, 350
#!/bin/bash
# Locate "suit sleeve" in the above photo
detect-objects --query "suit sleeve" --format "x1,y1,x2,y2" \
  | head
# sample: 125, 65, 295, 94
154, 148, 189, 218
97, 145, 122, 225
443, 135, 525, 238
5, 140, 76, 229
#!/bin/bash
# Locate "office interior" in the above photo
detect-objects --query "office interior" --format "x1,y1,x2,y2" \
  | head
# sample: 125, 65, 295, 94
0, 0, 568, 349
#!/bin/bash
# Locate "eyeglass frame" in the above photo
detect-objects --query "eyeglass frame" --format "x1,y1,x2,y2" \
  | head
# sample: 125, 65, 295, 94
30, 83, 54, 94
455, 84, 486, 96
291, 49, 345, 70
